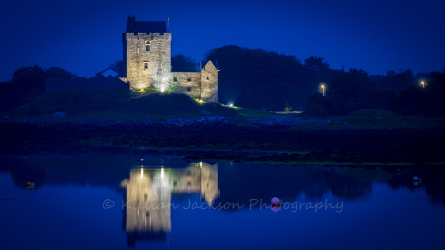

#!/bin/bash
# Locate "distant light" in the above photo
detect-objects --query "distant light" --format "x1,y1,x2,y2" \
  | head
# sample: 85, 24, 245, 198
229, 103, 233, 107
199, 99, 203, 103
161, 167, 164, 178
200, 162, 203, 168
140, 89, 144, 92
141, 168, 143, 178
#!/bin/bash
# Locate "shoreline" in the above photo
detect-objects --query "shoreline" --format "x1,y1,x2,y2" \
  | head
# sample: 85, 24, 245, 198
1, 120, 444, 165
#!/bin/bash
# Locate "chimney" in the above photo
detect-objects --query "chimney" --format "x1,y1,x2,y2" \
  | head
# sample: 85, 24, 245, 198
127, 15, 136, 34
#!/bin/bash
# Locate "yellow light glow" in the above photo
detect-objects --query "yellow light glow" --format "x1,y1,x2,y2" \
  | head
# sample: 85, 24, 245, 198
200, 162, 203, 168
140, 168, 143, 178
199, 100, 203, 103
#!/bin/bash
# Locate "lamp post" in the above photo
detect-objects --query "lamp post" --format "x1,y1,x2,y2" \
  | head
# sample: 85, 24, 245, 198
421, 81, 425, 88
321, 84, 326, 96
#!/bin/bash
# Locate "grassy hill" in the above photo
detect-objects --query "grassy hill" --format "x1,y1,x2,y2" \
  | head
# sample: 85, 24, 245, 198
5, 89, 286, 120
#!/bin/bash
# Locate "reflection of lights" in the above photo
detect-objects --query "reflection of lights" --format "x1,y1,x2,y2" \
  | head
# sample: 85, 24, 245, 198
141, 168, 143, 178
161, 168, 164, 178
200, 162, 202, 168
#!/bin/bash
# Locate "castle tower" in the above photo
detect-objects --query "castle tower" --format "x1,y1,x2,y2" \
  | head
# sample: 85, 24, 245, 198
123, 16, 171, 91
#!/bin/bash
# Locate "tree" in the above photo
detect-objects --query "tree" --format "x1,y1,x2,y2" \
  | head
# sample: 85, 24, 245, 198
12, 65, 46, 96
324, 69, 375, 115
284, 102, 293, 113
304, 56, 329, 73
112, 60, 124, 68
45, 67, 73, 79
304, 92, 328, 117
171, 54, 199, 72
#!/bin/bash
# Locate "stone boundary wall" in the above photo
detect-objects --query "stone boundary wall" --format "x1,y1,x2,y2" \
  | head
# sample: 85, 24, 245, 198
45, 77, 129, 93
171, 72, 201, 99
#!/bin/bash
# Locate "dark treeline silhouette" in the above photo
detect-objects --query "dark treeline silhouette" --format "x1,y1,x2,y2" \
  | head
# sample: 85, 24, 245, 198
0, 66, 74, 113
2, 46, 444, 117
204, 45, 342, 110
305, 69, 445, 117
171, 54, 199, 72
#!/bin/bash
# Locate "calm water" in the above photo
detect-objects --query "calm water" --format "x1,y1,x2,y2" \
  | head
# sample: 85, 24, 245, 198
0, 152, 444, 249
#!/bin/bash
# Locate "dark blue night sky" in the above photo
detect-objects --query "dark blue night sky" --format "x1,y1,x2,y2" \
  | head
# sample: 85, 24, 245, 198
1, 0, 444, 80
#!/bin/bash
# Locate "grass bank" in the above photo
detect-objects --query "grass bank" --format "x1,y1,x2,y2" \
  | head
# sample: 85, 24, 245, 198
5, 89, 288, 120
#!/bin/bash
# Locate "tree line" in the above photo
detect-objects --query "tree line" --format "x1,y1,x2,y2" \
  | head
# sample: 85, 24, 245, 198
305, 69, 445, 117
0, 66, 74, 113
2, 45, 444, 117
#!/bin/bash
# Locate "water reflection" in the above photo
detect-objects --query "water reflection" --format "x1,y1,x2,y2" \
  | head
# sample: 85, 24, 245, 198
121, 162, 218, 246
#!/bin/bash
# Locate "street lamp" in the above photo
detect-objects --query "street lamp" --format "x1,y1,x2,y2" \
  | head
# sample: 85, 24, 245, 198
421, 81, 425, 88
321, 84, 326, 96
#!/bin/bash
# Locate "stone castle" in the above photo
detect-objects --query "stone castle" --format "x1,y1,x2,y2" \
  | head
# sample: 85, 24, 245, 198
122, 16, 218, 102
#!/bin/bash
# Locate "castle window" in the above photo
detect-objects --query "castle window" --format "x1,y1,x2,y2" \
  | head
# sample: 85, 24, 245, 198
187, 87, 192, 92
173, 77, 177, 82
144, 62, 148, 69
187, 181, 192, 187
187, 77, 191, 82
207, 76, 209, 80
145, 45, 150, 51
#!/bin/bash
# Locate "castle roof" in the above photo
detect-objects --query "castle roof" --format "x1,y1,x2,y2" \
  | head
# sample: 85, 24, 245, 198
134, 21, 167, 34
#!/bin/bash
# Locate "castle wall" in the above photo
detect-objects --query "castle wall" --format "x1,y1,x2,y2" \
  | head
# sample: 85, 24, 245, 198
171, 72, 201, 99
200, 61, 219, 102
126, 33, 171, 91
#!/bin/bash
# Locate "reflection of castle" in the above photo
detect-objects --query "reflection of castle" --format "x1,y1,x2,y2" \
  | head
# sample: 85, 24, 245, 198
122, 162, 218, 246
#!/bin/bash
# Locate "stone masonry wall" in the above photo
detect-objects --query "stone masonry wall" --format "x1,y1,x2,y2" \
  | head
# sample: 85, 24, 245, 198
126, 33, 171, 91
200, 61, 218, 102
171, 72, 201, 99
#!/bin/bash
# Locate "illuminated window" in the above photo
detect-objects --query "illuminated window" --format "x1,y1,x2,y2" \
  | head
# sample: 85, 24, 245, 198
187, 87, 191, 92
187, 77, 191, 82
173, 77, 177, 82
144, 62, 148, 69
145, 45, 150, 51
